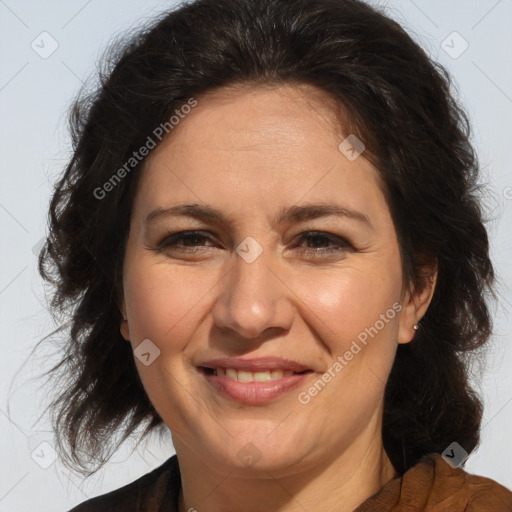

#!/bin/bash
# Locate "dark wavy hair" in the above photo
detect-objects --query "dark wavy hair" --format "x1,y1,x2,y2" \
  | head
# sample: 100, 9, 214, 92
35, 0, 495, 477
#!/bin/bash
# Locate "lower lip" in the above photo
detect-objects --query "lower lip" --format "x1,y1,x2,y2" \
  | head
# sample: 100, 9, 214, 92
199, 369, 314, 405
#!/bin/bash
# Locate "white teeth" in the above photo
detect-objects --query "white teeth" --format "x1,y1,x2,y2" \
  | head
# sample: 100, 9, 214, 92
237, 370, 253, 382
226, 368, 238, 380
213, 367, 298, 381
254, 371, 272, 382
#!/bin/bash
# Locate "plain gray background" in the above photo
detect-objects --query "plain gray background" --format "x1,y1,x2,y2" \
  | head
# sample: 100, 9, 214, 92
1, 1, 511, 510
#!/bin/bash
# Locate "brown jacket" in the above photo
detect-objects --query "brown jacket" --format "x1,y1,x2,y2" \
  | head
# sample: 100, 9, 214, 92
69, 453, 512, 511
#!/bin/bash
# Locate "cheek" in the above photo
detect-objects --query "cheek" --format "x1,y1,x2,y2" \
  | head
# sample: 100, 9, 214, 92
122, 253, 212, 428
123, 252, 216, 348
300, 262, 402, 345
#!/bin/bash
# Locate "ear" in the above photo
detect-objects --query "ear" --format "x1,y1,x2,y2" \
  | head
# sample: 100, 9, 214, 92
398, 258, 438, 344
120, 297, 131, 341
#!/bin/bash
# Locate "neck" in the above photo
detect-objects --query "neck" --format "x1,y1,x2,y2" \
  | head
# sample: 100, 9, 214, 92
173, 417, 397, 512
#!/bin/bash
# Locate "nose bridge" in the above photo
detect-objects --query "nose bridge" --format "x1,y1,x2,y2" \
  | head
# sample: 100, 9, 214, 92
212, 237, 293, 339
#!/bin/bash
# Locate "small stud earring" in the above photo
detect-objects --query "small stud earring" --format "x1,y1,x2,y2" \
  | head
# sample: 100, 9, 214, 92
413, 324, 418, 330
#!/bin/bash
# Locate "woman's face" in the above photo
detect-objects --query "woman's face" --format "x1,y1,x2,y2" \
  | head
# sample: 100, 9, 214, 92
121, 84, 422, 475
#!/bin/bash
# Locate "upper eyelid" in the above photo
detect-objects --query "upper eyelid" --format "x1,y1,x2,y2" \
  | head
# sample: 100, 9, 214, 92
157, 230, 351, 247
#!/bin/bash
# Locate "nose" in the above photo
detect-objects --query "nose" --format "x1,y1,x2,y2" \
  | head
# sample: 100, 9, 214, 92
211, 243, 294, 343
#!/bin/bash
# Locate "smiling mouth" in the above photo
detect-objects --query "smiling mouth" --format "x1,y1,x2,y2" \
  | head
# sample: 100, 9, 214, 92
199, 366, 313, 382
197, 365, 316, 405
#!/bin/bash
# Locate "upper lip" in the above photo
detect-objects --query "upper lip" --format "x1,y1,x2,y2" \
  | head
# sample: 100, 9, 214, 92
198, 357, 313, 373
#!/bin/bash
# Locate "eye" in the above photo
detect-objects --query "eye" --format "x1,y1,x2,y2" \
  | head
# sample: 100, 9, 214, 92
156, 230, 218, 253
293, 231, 353, 257
153, 230, 353, 258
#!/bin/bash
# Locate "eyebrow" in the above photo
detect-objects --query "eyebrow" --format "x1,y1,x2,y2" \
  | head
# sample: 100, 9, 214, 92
144, 202, 373, 230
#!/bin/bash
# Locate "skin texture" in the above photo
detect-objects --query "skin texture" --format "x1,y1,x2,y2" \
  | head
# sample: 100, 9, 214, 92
120, 84, 437, 512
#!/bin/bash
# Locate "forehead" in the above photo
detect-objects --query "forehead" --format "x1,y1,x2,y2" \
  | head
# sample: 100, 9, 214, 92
156, 84, 346, 158
133, 84, 388, 224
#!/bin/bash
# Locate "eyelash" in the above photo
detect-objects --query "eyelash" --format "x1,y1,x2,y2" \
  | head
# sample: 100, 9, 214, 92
155, 230, 353, 257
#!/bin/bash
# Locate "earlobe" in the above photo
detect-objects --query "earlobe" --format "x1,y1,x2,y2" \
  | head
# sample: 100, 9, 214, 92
120, 318, 131, 341
120, 300, 131, 341
397, 260, 438, 344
